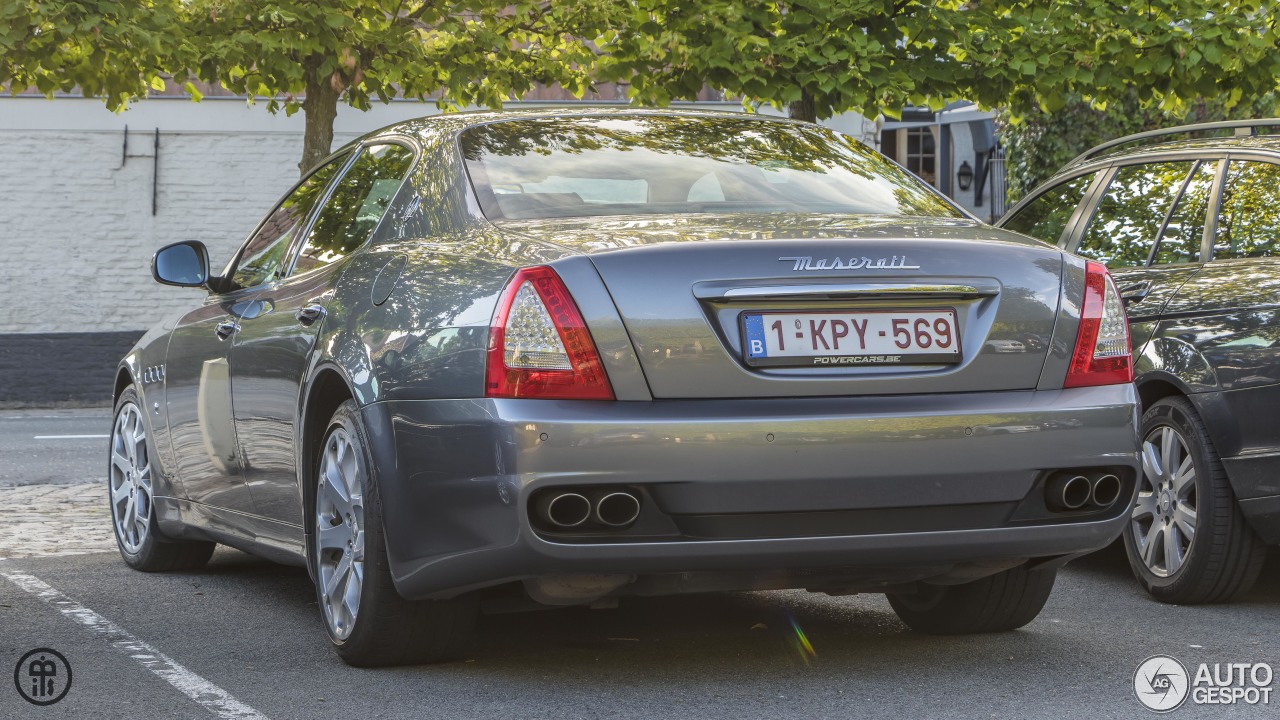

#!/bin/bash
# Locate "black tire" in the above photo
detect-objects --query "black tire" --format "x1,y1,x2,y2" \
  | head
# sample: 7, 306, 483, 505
110, 386, 216, 572
1122, 396, 1265, 604
887, 565, 1056, 634
312, 400, 476, 667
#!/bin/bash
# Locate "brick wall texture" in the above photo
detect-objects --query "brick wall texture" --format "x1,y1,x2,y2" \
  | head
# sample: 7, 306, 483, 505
0, 128, 366, 335
0, 125, 365, 403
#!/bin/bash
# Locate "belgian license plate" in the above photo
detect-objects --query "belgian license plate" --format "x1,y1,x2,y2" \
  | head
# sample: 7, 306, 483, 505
742, 309, 962, 367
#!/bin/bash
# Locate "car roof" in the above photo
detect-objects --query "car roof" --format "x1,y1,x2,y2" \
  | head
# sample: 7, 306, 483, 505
1062, 118, 1280, 169
363, 105, 817, 143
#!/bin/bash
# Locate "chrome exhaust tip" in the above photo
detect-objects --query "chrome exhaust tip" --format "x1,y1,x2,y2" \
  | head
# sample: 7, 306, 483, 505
1089, 473, 1122, 508
536, 492, 592, 528
594, 492, 641, 527
1046, 473, 1091, 511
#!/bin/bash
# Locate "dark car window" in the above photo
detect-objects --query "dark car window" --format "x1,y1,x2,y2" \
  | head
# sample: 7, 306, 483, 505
1213, 160, 1280, 261
1077, 161, 1193, 268
291, 144, 415, 276
1001, 173, 1095, 245
459, 116, 963, 221
229, 154, 347, 290
1152, 160, 1216, 265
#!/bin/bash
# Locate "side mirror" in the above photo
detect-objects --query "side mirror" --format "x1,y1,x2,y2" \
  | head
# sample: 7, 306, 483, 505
152, 241, 210, 288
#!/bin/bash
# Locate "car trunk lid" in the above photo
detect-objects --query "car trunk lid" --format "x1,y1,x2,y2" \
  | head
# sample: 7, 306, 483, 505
499, 214, 1066, 398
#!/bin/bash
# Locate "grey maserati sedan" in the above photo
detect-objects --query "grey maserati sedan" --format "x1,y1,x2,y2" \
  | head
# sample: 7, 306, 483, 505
112, 108, 1139, 666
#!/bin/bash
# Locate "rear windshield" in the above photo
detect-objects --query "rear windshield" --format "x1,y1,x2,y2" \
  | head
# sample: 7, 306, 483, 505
458, 116, 963, 221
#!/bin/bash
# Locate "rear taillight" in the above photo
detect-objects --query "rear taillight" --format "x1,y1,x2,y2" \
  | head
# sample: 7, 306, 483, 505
1064, 260, 1133, 388
486, 266, 614, 400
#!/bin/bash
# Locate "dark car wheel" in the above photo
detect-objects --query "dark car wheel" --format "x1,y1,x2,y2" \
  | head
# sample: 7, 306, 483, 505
313, 400, 476, 667
110, 386, 216, 572
1122, 396, 1265, 604
886, 564, 1056, 634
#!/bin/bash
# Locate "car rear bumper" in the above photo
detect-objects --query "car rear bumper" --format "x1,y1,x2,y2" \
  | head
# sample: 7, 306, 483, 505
362, 385, 1140, 599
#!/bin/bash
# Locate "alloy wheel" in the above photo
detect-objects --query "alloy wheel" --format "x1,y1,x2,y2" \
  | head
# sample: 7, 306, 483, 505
1131, 425, 1198, 577
109, 402, 153, 553
315, 426, 366, 640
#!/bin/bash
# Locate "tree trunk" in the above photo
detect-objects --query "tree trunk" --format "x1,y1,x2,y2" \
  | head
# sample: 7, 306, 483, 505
299, 74, 340, 175
788, 90, 817, 123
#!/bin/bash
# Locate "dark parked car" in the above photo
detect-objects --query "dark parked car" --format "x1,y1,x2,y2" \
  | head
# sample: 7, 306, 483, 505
999, 118, 1280, 604
112, 109, 1139, 666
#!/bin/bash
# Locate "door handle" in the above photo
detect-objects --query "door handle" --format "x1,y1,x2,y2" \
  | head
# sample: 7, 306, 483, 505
296, 304, 327, 326
1119, 281, 1152, 306
215, 320, 240, 340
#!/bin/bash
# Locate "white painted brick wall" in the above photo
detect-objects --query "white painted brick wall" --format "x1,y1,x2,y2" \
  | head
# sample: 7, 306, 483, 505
0, 97, 433, 335
0, 130, 294, 333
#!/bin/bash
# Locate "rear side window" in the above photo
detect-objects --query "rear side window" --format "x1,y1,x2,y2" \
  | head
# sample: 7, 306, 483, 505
1213, 161, 1280, 260
292, 144, 415, 276
1077, 162, 1193, 268
1001, 173, 1094, 245
1152, 160, 1216, 265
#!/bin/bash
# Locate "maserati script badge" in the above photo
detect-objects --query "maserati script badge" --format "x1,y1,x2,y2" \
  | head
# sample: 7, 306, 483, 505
778, 256, 921, 271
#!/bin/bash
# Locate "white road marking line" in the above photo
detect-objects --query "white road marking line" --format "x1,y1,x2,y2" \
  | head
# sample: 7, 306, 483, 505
0, 569, 269, 720
33, 434, 109, 439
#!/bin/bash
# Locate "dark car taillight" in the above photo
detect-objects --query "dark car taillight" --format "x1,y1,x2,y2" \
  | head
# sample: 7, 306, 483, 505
485, 265, 614, 400
1064, 261, 1133, 388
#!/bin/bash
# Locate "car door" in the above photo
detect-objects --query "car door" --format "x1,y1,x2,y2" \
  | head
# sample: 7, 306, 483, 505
1157, 157, 1280, 398
229, 142, 417, 525
1068, 159, 1217, 353
164, 292, 259, 513
168, 153, 349, 518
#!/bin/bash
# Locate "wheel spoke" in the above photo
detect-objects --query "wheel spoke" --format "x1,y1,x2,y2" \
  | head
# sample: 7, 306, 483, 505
1131, 493, 1156, 520
124, 426, 137, 465
1142, 523, 1164, 567
123, 493, 137, 532
1172, 456, 1196, 495
1174, 502, 1197, 539
1161, 427, 1178, 479
1165, 523, 1184, 573
317, 522, 350, 551
1141, 441, 1163, 485
342, 562, 362, 621
325, 553, 352, 604
111, 450, 132, 477
341, 446, 359, 499
351, 529, 365, 561
112, 481, 131, 507
320, 474, 352, 518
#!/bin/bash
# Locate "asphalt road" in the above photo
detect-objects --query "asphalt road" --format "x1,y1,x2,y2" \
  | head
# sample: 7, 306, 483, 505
0, 409, 110, 486
2, 412, 1278, 719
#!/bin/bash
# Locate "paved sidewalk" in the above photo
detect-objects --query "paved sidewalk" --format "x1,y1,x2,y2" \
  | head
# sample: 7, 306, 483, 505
0, 482, 116, 558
